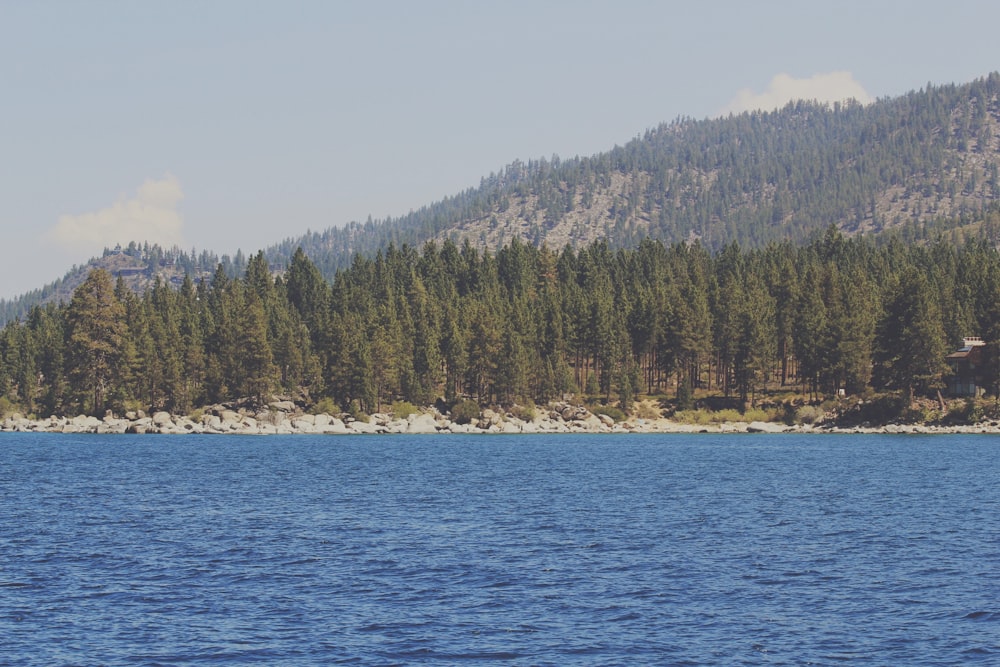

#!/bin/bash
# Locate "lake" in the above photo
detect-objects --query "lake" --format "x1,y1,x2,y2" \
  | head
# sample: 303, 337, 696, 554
1, 433, 998, 665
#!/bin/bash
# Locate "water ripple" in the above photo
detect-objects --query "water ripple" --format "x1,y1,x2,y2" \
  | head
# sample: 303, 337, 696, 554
0, 433, 998, 665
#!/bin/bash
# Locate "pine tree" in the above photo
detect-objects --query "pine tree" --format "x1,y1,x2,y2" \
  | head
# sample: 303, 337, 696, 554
875, 269, 950, 404
64, 269, 127, 414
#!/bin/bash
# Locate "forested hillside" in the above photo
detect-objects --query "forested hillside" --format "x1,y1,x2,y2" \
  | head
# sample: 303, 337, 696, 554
4, 73, 1000, 324
265, 73, 1000, 276
3, 228, 1000, 419
0, 243, 248, 324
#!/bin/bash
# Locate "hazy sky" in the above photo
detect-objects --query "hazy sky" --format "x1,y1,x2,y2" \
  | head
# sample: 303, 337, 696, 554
1, 0, 997, 299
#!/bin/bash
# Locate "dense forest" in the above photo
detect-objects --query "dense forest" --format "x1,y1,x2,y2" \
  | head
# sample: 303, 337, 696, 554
3, 226, 1000, 419
4, 74, 1000, 325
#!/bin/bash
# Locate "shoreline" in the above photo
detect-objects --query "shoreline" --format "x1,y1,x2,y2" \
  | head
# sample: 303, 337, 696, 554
3, 404, 1000, 436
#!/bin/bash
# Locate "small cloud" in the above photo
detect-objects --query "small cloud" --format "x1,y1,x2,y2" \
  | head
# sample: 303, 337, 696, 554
47, 174, 186, 255
720, 71, 873, 116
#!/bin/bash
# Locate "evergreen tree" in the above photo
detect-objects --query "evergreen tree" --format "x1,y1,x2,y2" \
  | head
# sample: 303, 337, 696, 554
64, 269, 127, 414
875, 269, 950, 404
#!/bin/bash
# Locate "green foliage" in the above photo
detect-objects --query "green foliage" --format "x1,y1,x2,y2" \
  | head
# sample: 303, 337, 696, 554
9, 213, 1000, 425
672, 409, 716, 425
633, 399, 662, 420
347, 399, 369, 424
794, 405, 826, 425
309, 397, 341, 416
595, 405, 626, 423
837, 393, 909, 426
510, 401, 537, 422
390, 400, 419, 419
0, 395, 18, 419
676, 376, 694, 411
450, 399, 481, 425
673, 407, 781, 424
65, 269, 127, 415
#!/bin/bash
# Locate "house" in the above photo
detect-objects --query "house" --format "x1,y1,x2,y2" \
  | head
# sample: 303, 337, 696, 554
946, 337, 986, 397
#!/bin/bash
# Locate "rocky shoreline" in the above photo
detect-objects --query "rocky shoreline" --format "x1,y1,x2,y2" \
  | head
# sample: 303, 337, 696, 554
3, 401, 999, 436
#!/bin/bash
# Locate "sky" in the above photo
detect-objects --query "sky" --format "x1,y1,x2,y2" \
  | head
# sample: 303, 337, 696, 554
1, 0, 998, 299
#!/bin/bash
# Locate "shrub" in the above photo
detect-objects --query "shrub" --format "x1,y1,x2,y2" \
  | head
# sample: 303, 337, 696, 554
450, 399, 481, 425
348, 399, 369, 423
794, 405, 826, 425
0, 396, 18, 419
672, 409, 712, 425
510, 401, 537, 422
391, 400, 419, 419
673, 407, 780, 424
633, 399, 661, 420
596, 405, 626, 423
310, 397, 341, 416
944, 397, 985, 424
676, 377, 694, 411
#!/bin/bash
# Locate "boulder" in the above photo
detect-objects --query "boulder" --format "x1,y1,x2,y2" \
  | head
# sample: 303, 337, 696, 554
407, 413, 439, 433
98, 420, 129, 435
349, 420, 378, 434
173, 417, 199, 433
291, 418, 317, 433
481, 409, 502, 425
318, 419, 349, 434
72, 414, 101, 429
152, 411, 174, 427
746, 421, 787, 433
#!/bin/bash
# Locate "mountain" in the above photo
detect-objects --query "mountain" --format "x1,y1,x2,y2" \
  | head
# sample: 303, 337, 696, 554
4, 72, 1000, 322
262, 73, 1000, 278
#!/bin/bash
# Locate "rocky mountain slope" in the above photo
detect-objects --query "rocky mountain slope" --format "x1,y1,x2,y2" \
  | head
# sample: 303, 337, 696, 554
263, 73, 1000, 275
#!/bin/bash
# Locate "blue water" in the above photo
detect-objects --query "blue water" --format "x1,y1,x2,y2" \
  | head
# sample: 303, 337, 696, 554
1, 434, 998, 666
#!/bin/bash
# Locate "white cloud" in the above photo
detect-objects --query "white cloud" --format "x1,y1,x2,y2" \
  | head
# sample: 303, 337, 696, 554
47, 174, 186, 254
721, 71, 873, 116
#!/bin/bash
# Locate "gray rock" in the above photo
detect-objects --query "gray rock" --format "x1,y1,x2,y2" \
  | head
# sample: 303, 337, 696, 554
407, 413, 439, 433
746, 421, 787, 433
318, 419, 349, 434
152, 411, 173, 427
501, 421, 521, 434
291, 418, 316, 433
349, 420, 378, 434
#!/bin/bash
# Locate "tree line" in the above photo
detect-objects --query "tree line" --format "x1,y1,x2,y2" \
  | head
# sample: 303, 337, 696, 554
1, 229, 999, 418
